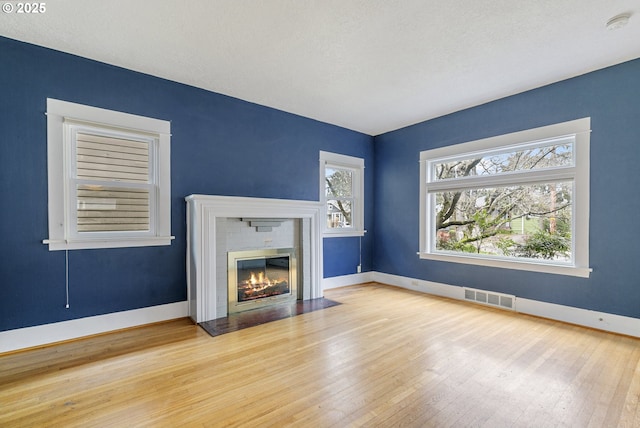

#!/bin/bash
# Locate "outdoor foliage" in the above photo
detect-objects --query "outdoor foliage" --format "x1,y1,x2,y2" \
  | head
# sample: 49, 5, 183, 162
325, 167, 352, 227
512, 231, 570, 260
434, 142, 573, 261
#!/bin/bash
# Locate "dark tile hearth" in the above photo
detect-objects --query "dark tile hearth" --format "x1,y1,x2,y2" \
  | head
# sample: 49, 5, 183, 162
198, 298, 341, 337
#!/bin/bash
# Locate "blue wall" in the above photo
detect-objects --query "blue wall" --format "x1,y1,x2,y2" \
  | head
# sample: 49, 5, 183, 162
0, 37, 374, 331
3, 34, 638, 333
373, 58, 640, 319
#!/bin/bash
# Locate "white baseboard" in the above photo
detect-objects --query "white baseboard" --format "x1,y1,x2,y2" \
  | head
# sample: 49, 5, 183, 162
370, 271, 640, 338
372, 271, 464, 300
0, 301, 188, 354
515, 298, 640, 338
322, 272, 374, 290
4, 271, 639, 354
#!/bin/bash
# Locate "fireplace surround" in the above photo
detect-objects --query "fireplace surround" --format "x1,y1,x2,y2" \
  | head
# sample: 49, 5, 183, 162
186, 195, 323, 323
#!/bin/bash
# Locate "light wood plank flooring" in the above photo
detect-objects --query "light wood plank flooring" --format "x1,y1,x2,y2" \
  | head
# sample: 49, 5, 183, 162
2, 283, 639, 427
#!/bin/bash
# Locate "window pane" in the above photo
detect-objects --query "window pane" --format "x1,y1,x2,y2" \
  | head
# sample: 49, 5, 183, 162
77, 184, 150, 232
76, 133, 150, 183
325, 167, 353, 197
326, 199, 352, 229
434, 182, 572, 262
433, 140, 573, 181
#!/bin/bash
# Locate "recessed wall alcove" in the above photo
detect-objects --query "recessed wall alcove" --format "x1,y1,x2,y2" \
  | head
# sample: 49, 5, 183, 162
186, 195, 324, 323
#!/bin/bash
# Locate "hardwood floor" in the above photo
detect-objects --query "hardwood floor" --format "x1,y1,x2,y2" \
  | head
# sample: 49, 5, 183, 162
2, 283, 639, 427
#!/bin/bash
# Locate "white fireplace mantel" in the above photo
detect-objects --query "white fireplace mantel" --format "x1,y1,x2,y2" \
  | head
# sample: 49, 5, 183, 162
185, 194, 324, 323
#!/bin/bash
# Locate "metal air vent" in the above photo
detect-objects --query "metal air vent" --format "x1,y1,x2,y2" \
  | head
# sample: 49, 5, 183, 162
463, 287, 515, 311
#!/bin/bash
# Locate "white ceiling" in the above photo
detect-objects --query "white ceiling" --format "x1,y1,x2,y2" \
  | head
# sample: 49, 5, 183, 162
1, 1, 638, 135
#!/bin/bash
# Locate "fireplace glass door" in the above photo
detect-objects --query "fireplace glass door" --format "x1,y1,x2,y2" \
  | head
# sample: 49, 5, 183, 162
236, 256, 290, 302
228, 248, 297, 313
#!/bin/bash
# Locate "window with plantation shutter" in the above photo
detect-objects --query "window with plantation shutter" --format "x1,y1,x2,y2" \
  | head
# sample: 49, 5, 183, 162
45, 99, 173, 251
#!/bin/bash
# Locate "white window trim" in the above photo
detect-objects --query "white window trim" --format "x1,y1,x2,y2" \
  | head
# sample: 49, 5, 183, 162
320, 151, 365, 237
44, 98, 174, 250
419, 118, 591, 278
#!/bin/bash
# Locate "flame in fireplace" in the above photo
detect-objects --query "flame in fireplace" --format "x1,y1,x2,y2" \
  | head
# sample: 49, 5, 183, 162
239, 271, 289, 301
249, 272, 273, 286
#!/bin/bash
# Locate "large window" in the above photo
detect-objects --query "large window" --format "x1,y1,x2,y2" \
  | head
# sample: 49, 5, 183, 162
44, 98, 173, 250
320, 151, 365, 237
419, 118, 591, 277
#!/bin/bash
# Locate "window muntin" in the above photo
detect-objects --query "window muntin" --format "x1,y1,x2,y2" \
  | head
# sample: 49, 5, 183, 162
320, 151, 365, 237
419, 118, 591, 277
45, 98, 173, 250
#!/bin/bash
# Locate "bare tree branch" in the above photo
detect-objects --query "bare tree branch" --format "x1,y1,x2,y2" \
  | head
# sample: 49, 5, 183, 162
325, 177, 351, 224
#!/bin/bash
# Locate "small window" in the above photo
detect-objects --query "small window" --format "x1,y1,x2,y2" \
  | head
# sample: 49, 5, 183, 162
44, 99, 173, 250
320, 151, 365, 237
419, 118, 591, 277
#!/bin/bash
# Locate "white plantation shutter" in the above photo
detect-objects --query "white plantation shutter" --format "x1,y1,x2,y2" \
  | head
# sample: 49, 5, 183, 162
73, 132, 152, 233
76, 133, 149, 182
76, 185, 150, 232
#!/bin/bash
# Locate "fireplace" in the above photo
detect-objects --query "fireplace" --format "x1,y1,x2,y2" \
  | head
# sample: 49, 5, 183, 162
186, 194, 323, 323
228, 248, 298, 313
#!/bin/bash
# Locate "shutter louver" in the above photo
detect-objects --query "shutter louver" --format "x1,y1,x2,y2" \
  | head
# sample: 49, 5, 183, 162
75, 133, 151, 233
76, 133, 149, 182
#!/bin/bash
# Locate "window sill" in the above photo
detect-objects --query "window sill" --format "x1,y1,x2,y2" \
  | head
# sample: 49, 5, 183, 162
44, 236, 175, 251
323, 230, 366, 238
418, 251, 591, 278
